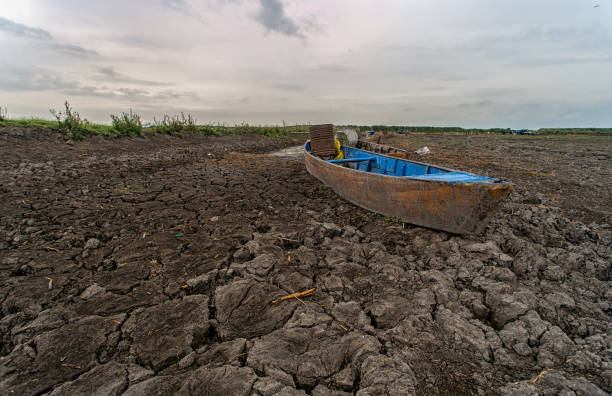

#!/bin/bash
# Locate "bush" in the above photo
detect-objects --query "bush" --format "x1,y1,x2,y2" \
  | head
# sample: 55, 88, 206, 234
0, 107, 7, 121
153, 112, 196, 135
50, 101, 88, 140
111, 109, 142, 135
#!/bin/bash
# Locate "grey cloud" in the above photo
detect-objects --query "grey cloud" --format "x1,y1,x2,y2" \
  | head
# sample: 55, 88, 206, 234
0, 62, 190, 103
115, 34, 188, 50
159, 0, 206, 22
381, 23, 612, 69
95, 67, 172, 86
161, 0, 190, 14
0, 16, 97, 57
317, 64, 353, 73
47, 42, 97, 57
271, 83, 307, 91
457, 100, 494, 109
522, 24, 612, 50
255, 0, 303, 38
63, 85, 199, 103
0, 16, 52, 40
0, 63, 79, 92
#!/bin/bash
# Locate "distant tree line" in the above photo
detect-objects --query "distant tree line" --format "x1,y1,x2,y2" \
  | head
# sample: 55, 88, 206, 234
338, 125, 612, 135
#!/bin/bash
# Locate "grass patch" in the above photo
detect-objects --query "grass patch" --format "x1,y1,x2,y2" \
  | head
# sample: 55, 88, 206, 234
151, 113, 197, 135
111, 110, 143, 135
49, 101, 91, 140
1, 105, 307, 140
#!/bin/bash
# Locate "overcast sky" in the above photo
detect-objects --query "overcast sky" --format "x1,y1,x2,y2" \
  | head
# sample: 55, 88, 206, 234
1, 0, 611, 128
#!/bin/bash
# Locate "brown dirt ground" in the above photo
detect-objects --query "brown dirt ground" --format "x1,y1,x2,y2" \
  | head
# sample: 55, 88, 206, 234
0, 127, 610, 396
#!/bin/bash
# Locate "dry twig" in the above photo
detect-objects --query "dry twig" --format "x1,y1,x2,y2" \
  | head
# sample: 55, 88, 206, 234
530, 368, 553, 384
272, 288, 315, 304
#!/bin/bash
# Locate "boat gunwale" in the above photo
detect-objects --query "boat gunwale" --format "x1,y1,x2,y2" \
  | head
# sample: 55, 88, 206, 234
304, 142, 512, 186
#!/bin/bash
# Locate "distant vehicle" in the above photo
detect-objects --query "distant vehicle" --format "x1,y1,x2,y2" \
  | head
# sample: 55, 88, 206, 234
369, 130, 375, 136
514, 129, 528, 135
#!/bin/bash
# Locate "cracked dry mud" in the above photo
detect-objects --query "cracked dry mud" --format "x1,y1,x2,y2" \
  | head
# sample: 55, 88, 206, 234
0, 127, 610, 395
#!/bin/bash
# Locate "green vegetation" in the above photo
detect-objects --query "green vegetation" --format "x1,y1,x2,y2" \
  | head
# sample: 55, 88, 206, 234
111, 109, 143, 135
3, 102, 609, 140
339, 125, 612, 136
50, 101, 94, 140
151, 113, 196, 135
0, 102, 305, 140
535, 128, 612, 135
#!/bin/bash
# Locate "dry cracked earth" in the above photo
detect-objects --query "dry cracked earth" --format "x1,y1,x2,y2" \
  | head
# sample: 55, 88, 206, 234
0, 127, 610, 396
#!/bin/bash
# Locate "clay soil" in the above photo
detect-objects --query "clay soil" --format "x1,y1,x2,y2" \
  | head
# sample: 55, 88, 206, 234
0, 127, 610, 396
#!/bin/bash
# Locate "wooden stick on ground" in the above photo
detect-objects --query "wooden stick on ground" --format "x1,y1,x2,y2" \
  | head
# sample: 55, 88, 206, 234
272, 288, 315, 304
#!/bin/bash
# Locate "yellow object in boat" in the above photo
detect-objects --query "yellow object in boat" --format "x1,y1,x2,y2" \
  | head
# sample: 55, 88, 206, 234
334, 138, 344, 159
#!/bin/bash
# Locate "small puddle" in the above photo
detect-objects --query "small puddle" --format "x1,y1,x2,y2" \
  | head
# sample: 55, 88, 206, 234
270, 145, 304, 157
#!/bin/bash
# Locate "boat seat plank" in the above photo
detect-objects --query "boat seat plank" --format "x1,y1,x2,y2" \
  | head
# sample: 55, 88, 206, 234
327, 157, 374, 164
410, 172, 494, 183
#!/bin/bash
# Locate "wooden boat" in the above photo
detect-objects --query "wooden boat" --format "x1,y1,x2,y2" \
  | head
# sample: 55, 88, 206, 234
304, 142, 513, 234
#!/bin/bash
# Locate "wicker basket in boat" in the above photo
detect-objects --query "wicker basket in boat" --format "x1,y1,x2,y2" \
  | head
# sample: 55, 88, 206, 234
309, 124, 337, 156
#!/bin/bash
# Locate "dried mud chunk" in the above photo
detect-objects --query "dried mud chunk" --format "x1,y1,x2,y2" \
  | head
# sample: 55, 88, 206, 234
176, 365, 257, 396
420, 270, 457, 306
499, 320, 530, 350
121, 295, 210, 371
126, 363, 154, 384
330, 366, 356, 391
520, 310, 549, 345
485, 289, 529, 329
96, 262, 149, 294
543, 265, 566, 281
465, 241, 500, 254
321, 274, 344, 294
330, 301, 374, 333
367, 294, 410, 329
320, 222, 343, 238
48, 362, 127, 396
246, 253, 277, 277
489, 267, 517, 282
312, 385, 352, 395
122, 375, 185, 396
0, 314, 123, 395
80, 283, 106, 299
248, 329, 380, 390
275, 271, 313, 293
356, 354, 416, 396
537, 370, 608, 396
493, 347, 520, 368
498, 381, 538, 395
11, 308, 67, 340
537, 292, 575, 324
215, 281, 296, 340
83, 237, 100, 250
195, 338, 246, 367
185, 269, 217, 293
285, 305, 332, 329
293, 245, 318, 267
325, 247, 348, 266
435, 307, 491, 361
253, 377, 285, 396
537, 326, 576, 368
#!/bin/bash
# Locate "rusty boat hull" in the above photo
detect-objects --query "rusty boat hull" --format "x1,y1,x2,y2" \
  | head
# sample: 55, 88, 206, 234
304, 143, 513, 234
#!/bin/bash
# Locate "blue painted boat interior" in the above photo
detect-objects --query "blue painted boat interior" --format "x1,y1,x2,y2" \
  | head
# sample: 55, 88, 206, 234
306, 142, 502, 184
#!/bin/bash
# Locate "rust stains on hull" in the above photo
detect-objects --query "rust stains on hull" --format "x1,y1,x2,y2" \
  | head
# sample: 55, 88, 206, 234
304, 148, 513, 234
